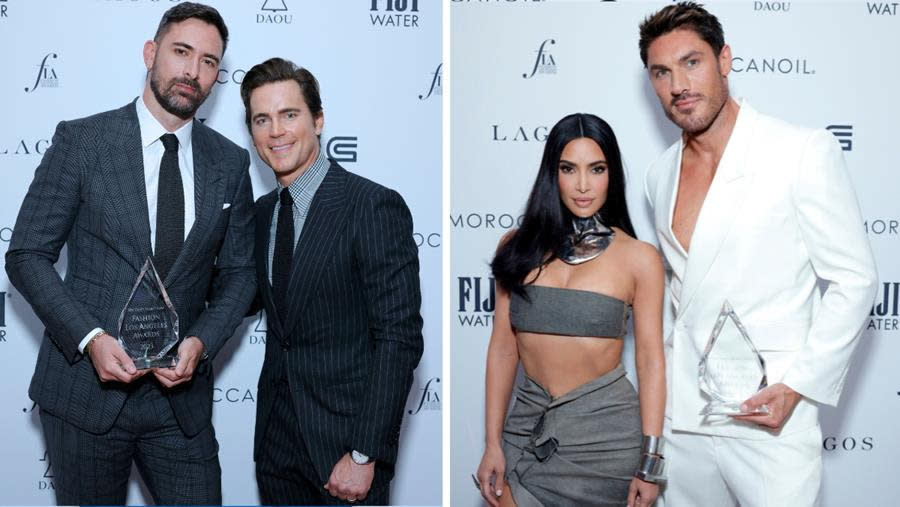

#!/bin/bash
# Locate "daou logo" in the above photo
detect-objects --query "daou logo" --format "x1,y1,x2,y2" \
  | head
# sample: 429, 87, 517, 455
249, 310, 266, 345
754, 1, 790, 11
258, 0, 292, 24
38, 451, 54, 491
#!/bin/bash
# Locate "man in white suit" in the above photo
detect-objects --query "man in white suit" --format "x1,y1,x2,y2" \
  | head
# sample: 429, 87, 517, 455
638, 2, 877, 506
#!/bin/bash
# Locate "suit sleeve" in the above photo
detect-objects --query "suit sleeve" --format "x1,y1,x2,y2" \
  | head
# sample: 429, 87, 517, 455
185, 149, 257, 359
5, 121, 99, 363
781, 129, 878, 406
350, 188, 424, 463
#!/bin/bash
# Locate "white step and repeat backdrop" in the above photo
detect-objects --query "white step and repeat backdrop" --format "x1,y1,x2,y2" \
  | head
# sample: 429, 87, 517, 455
451, 1, 897, 505
0, 0, 441, 505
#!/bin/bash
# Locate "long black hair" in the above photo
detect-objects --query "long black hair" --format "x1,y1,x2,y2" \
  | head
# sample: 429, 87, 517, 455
491, 113, 636, 296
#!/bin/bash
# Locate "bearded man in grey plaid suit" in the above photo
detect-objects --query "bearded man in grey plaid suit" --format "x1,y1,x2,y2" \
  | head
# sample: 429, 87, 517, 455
5, 3, 255, 505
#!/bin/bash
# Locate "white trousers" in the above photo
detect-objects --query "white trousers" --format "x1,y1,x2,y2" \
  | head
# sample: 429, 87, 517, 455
658, 419, 822, 507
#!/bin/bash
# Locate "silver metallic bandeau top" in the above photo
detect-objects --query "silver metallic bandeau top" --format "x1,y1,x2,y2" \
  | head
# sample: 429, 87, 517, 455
557, 214, 614, 265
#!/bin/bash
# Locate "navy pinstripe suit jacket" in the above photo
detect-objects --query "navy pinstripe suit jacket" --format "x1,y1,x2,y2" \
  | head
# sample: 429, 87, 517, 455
253, 162, 423, 486
6, 101, 257, 437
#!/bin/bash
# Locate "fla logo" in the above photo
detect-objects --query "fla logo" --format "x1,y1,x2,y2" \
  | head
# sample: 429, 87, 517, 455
25, 53, 59, 92
523, 39, 556, 79
408, 377, 440, 415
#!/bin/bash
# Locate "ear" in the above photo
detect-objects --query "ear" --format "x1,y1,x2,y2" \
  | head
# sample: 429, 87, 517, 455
314, 112, 325, 136
143, 40, 157, 71
718, 43, 732, 78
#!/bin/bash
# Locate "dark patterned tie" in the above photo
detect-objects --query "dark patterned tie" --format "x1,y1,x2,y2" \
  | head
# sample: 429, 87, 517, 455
272, 187, 295, 319
154, 133, 184, 280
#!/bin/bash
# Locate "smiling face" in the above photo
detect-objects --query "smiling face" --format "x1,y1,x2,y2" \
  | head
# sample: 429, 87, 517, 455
646, 28, 731, 135
249, 79, 324, 187
557, 137, 609, 218
143, 18, 223, 120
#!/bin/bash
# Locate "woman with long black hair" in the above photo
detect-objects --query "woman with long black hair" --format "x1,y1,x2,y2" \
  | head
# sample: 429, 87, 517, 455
475, 113, 666, 507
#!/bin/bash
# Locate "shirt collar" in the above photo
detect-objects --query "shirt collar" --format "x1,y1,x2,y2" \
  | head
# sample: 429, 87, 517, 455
136, 94, 193, 153
277, 148, 331, 197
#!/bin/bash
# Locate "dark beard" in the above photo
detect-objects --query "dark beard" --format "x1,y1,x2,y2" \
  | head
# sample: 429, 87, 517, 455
668, 79, 729, 135
149, 72, 208, 120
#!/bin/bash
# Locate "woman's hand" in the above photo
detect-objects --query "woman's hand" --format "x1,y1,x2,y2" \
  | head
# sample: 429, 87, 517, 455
476, 444, 506, 507
627, 476, 659, 507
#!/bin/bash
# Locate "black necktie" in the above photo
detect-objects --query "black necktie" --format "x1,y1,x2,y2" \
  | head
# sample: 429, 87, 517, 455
272, 187, 295, 319
154, 133, 184, 280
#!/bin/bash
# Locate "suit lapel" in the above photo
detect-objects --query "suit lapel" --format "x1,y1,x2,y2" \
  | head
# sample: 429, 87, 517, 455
282, 164, 349, 338
164, 122, 224, 286
678, 102, 758, 316
104, 102, 153, 272
256, 191, 285, 337
653, 141, 684, 267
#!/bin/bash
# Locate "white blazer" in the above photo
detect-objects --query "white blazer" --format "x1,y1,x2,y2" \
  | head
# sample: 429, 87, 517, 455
644, 100, 877, 439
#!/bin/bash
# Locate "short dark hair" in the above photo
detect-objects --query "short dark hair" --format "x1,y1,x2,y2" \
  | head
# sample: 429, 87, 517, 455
154, 2, 229, 54
638, 1, 724, 67
240, 57, 324, 128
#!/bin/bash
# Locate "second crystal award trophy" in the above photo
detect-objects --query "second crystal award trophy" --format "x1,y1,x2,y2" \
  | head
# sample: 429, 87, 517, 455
116, 258, 180, 369
697, 300, 769, 416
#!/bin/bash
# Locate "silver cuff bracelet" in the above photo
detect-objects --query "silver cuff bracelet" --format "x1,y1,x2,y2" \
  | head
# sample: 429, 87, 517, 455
634, 453, 666, 483
641, 435, 663, 456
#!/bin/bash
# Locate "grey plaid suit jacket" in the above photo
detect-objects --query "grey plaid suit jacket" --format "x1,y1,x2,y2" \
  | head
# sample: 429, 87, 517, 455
253, 162, 423, 487
6, 101, 256, 437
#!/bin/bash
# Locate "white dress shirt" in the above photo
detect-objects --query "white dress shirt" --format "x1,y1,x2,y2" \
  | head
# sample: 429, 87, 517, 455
79, 95, 196, 353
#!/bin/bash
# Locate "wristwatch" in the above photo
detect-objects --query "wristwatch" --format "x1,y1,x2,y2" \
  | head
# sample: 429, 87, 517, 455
351, 450, 372, 465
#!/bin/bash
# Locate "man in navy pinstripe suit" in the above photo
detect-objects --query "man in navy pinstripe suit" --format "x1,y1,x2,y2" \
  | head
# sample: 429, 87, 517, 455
6, 3, 255, 504
240, 58, 424, 506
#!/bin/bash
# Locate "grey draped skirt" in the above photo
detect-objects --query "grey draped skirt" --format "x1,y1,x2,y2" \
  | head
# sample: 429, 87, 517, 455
501, 364, 642, 507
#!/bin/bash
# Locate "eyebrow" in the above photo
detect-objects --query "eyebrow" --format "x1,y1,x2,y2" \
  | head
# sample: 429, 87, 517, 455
559, 158, 608, 166
172, 41, 220, 64
251, 108, 301, 122
649, 50, 704, 72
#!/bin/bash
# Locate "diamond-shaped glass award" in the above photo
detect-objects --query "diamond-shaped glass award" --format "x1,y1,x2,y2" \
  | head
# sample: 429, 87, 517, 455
698, 301, 769, 416
116, 258, 179, 369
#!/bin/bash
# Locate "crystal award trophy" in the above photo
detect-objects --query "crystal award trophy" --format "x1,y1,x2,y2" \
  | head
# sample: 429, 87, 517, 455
116, 258, 179, 369
697, 301, 769, 416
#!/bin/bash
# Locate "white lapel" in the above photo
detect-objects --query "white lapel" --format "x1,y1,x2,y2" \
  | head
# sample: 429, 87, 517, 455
677, 100, 758, 316
652, 141, 684, 263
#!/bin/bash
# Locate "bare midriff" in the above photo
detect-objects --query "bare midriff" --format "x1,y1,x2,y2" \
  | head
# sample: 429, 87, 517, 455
517, 332, 624, 399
